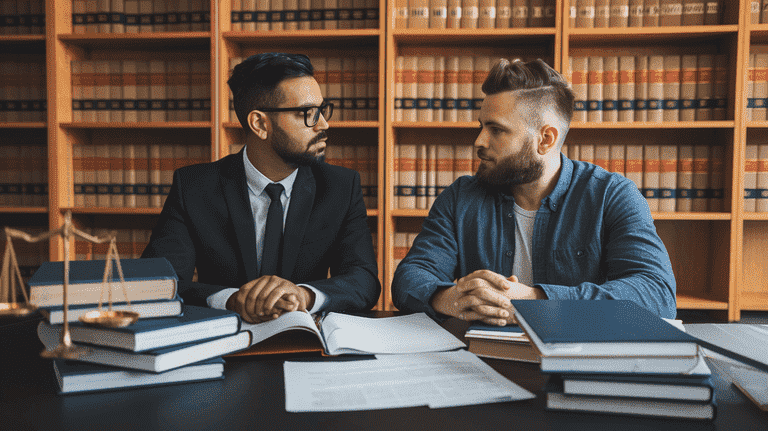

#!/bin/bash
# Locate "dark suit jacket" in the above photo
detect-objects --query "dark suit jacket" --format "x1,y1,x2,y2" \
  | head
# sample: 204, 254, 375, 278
142, 149, 380, 312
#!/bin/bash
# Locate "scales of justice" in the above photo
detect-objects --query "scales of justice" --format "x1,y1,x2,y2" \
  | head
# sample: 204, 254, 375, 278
0, 211, 139, 359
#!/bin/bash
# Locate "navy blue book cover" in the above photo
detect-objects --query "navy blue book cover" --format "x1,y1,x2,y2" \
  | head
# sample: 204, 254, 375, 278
68, 305, 239, 334
29, 257, 178, 287
510, 300, 698, 344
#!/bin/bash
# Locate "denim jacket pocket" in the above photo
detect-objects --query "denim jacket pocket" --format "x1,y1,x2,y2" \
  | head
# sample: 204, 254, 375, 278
548, 243, 601, 286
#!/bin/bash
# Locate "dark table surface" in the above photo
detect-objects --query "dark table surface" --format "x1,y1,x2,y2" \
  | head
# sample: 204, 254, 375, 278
1, 313, 765, 431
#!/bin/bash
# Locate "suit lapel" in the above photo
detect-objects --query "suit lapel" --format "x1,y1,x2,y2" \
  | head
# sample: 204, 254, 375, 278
281, 165, 315, 278
221, 149, 260, 281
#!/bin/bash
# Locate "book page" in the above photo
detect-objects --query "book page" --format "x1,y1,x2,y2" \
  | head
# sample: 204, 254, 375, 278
320, 312, 465, 355
240, 311, 324, 349
284, 350, 534, 411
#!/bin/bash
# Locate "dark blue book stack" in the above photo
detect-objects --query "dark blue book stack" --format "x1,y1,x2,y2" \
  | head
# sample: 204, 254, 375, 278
510, 300, 716, 421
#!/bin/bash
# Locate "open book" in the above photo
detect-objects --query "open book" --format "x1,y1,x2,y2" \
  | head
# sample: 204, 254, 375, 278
240, 311, 466, 356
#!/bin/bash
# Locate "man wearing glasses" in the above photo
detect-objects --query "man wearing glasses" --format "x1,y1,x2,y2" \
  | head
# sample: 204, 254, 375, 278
143, 53, 380, 323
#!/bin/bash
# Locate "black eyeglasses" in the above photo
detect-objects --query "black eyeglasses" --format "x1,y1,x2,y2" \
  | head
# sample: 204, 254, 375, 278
258, 102, 334, 127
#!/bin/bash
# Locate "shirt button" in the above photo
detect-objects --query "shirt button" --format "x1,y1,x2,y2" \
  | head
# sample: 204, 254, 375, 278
507, 213, 513, 218
506, 251, 513, 257
577, 250, 584, 257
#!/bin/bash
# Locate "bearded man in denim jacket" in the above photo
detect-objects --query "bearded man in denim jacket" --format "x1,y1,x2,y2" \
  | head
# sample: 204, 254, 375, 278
391, 59, 677, 324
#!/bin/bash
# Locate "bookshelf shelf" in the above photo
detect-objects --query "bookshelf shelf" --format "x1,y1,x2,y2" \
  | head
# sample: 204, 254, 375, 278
223, 30, 380, 45
0, 35, 46, 42
392, 122, 480, 129
391, 209, 428, 218
0, 123, 47, 129
676, 294, 729, 310
0, 207, 49, 214
392, 28, 557, 42
64, 208, 164, 215
60, 122, 213, 129
366, 209, 379, 217
651, 212, 732, 221
743, 213, 768, 221
57, 34, 211, 51
567, 26, 739, 42
570, 122, 736, 129
746, 121, 768, 128
738, 292, 768, 310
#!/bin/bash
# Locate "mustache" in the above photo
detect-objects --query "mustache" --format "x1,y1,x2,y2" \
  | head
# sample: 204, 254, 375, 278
308, 131, 328, 147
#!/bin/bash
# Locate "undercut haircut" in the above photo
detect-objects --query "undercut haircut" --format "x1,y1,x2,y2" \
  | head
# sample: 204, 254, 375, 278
482, 58, 574, 145
227, 52, 314, 131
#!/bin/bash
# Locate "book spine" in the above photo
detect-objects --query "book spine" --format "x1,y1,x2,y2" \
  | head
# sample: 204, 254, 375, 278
445, 56, 459, 122
495, 0, 510, 27
436, 144, 454, 196
457, 56, 474, 122
394, 56, 404, 122
758, 144, 768, 212
572, 56, 588, 122
529, 0, 544, 27
676, 144, 693, 212
752, 0, 761, 24
644, 0, 660, 26
663, 54, 681, 122
473, 56, 490, 122
95, 142, 110, 207
634, 55, 648, 121
110, 143, 124, 208
149, 60, 166, 122
272, 0, 287, 31
712, 54, 727, 120
447, 0, 461, 27
416, 144, 428, 209
479, 0, 497, 28
647, 55, 664, 123
153, 0, 167, 32
576, 0, 595, 28
745, 143, 758, 212
341, 57, 356, 121
73, 143, 85, 207
680, 54, 698, 121
587, 56, 603, 123
602, 56, 619, 122
762, 0, 768, 24
709, 144, 724, 211
594, 144, 610, 170
417, 56, 435, 122
392, 144, 400, 209
696, 54, 714, 121
660, 0, 682, 26
755, 52, 768, 121
94, 60, 110, 122
124, 144, 137, 208
409, 0, 430, 28
71, 60, 83, 122
567, 143, 580, 161
609, 144, 626, 176
160, 143, 175, 207
625, 144, 643, 190
511, 0, 527, 27
580, 143, 595, 165
692, 145, 710, 212
433, 56, 446, 122
354, 57, 369, 121
399, 144, 417, 209
109, 60, 123, 122
594, 0, 609, 28
454, 144, 473, 179
610, 0, 630, 27
311, 56, 327, 119
628, 0, 643, 26
645, 144, 663, 211
462, 0, 480, 28
618, 55, 635, 122
703, 0, 720, 24
747, 52, 756, 122
402, 56, 418, 122
659, 144, 678, 212
682, 0, 704, 25
431, 0, 449, 28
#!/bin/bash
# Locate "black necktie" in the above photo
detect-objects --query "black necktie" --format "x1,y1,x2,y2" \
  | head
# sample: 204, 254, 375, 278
261, 183, 284, 276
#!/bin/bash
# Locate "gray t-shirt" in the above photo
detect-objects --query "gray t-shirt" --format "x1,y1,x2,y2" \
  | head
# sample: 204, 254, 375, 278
512, 203, 537, 287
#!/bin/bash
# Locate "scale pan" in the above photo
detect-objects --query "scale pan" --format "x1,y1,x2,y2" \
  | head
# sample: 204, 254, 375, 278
79, 310, 139, 327
0, 302, 38, 317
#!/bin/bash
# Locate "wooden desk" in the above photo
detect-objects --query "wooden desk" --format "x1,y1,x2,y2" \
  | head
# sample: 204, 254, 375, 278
1, 315, 765, 430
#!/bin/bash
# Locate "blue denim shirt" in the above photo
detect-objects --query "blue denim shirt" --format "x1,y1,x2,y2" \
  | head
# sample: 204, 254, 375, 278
392, 153, 677, 319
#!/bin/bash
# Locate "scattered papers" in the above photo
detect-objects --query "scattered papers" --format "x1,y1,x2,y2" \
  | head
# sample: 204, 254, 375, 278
284, 350, 535, 412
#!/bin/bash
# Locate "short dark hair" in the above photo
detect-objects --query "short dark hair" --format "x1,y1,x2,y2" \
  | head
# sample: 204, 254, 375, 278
227, 52, 314, 130
482, 58, 574, 132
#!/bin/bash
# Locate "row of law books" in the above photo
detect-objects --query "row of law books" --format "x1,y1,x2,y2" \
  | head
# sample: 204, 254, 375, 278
229, 56, 379, 122
0, 0, 44, 34
392, 230, 418, 271
231, 0, 379, 30
0, 226, 47, 282
392, 144, 479, 210
0, 60, 46, 123
744, 143, 768, 212
72, 0, 210, 34
513, 300, 716, 420
746, 50, 768, 121
394, 55, 550, 123
72, 142, 208, 208
563, 143, 725, 212
71, 59, 211, 123
392, 0, 556, 29
0, 144, 47, 207
569, 54, 728, 123
325, 145, 379, 209
568, 0, 723, 28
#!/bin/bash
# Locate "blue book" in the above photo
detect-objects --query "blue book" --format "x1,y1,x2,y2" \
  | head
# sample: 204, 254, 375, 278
28, 257, 178, 307
39, 319, 250, 372
53, 357, 225, 394
510, 300, 699, 358
63, 305, 242, 352
544, 378, 717, 420
39, 294, 184, 325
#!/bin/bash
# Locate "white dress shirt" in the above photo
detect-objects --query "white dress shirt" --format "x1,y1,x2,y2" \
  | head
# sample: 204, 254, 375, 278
206, 149, 328, 313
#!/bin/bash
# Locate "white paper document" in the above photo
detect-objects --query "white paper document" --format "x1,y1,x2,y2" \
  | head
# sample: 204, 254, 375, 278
284, 350, 535, 412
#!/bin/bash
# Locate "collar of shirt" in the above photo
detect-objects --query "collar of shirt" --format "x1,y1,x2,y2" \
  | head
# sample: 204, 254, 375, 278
242, 147, 298, 199
542, 152, 574, 213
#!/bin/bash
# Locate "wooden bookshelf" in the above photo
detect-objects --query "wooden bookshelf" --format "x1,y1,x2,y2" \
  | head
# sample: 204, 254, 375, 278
3, 1, 768, 317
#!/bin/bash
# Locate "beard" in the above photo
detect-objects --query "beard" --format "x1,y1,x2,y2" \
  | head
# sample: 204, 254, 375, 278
271, 125, 327, 167
475, 136, 544, 191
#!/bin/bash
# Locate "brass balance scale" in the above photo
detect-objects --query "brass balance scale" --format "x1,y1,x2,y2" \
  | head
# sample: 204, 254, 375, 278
0, 211, 139, 359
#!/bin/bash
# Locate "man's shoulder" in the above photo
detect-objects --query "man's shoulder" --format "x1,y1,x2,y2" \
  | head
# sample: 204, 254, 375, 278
309, 161, 358, 184
174, 153, 235, 185
570, 159, 633, 189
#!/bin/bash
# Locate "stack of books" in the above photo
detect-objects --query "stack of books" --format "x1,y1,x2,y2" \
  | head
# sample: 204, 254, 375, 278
464, 322, 539, 363
30, 257, 250, 394
511, 300, 716, 420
